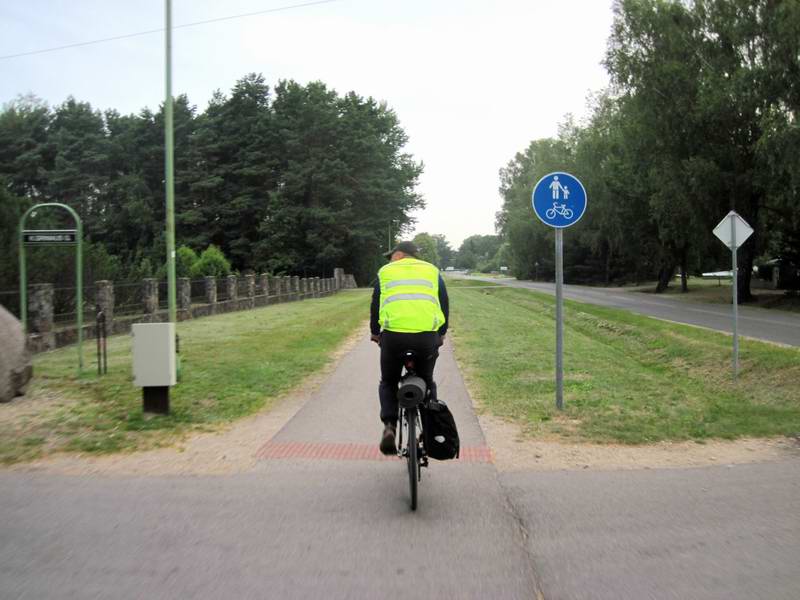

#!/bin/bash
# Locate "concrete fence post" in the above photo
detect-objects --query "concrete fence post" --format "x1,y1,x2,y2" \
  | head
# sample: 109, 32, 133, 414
95, 280, 115, 329
142, 278, 159, 319
28, 283, 55, 349
334, 267, 344, 291
292, 276, 300, 301
282, 276, 292, 301
260, 274, 270, 299
227, 275, 238, 302
204, 276, 217, 308
178, 278, 191, 316
245, 274, 256, 308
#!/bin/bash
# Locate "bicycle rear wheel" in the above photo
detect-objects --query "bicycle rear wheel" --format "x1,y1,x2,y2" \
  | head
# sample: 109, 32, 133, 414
407, 411, 418, 511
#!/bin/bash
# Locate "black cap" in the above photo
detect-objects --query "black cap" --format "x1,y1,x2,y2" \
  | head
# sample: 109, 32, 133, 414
384, 241, 419, 259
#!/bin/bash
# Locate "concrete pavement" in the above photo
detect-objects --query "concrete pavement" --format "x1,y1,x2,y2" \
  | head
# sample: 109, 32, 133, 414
2, 333, 798, 599
0, 338, 540, 600
464, 277, 800, 347
502, 461, 800, 600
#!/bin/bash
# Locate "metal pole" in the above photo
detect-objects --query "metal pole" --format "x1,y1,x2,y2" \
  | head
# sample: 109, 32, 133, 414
555, 229, 564, 410
164, 0, 177, 325
76, 217, 83, 372
96, 309, 102, 376
731, 217, 738, 379
18, 202, 83, 372
18, 221, 26, 333
101, 311, 107, 374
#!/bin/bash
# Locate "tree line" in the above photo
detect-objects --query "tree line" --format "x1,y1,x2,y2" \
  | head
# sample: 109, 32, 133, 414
496, 0, 799, 299
0, 74, 424, 293
408, 232, 505, 273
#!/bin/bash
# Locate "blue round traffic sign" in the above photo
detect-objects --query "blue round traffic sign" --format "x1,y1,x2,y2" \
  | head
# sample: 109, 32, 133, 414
531, 172, 587, 228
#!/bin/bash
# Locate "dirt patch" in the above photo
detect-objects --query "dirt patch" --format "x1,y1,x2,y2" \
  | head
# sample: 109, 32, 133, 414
6, 326, 366, 477
0, 388, 74, 423
478, 412, 800, 472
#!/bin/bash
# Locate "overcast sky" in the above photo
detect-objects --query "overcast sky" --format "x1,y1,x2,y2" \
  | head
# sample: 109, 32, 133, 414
1, 0, 613, 248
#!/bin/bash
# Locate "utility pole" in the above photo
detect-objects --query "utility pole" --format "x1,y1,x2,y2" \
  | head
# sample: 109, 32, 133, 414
164, 0, 177, 324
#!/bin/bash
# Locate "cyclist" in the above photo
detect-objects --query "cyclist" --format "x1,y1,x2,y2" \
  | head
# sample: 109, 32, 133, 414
370, 241, 449, 455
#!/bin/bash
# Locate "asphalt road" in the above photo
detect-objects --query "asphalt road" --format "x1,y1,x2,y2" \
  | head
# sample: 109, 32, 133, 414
463, 277, 800, 347
0, 339, 539, 600
2, 336, 798, 599
502, 462, 800, 600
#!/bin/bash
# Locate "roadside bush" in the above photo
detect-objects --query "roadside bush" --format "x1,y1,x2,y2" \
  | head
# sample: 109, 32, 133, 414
176, 246, 199, 278
189, 245, 232, 279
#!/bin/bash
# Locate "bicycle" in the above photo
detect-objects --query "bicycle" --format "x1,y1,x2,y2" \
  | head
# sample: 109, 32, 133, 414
396, 350, 430, 511
545, 202, 574, 220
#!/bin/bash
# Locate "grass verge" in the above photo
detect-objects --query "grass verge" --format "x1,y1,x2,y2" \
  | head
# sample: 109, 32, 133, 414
0, 290, 369, 464
447, 282, 800, 444
633, 278, 800, 312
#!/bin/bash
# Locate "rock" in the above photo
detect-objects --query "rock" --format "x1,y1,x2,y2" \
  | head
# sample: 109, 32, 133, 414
0, 304, 33, 402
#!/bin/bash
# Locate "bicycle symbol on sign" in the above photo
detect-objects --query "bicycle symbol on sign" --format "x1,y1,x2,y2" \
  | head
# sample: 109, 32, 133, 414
546, 203, 574, 220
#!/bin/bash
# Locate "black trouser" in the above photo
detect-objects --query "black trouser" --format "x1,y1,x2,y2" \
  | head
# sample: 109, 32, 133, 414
378, 331, 440, 424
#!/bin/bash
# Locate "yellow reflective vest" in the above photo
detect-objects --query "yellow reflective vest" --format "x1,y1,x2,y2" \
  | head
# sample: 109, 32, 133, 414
378, 257, 447, 333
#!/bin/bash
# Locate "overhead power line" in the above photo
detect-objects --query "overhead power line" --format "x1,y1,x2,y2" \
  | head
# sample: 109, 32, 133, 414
0, 0, 340, 60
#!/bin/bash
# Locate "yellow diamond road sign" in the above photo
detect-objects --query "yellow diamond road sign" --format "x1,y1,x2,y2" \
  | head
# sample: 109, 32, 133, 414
713, 211, 753, 249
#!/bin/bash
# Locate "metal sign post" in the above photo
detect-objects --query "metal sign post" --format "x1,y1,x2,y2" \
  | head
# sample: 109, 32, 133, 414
19, 203, 84, 373
554, 229, 564, 409
713, 210, 753, 379
532, 172, 588, 410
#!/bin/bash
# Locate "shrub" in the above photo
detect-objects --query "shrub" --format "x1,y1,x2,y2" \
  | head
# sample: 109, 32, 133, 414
176, 246, 199, 278
189, 245, 232, 279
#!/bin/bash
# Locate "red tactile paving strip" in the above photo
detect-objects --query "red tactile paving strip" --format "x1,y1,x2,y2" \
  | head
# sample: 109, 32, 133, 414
256, 441, 494, 463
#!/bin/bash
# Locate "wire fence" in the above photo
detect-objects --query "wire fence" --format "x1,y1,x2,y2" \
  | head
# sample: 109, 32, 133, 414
190, 278, 207, 303
0, 275, 331, 328
114, 281, 145, 319
238, 277, 250, 298
217, 278, 229, 302
158, 280, 169, 310
52, 284, 97, 326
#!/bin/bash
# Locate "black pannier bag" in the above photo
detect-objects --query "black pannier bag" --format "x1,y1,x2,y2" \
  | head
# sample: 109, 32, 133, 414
420, 399, 460, 460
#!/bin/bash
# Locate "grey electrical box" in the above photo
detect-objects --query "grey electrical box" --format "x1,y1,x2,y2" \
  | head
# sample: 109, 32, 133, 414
132, 323, 176, 387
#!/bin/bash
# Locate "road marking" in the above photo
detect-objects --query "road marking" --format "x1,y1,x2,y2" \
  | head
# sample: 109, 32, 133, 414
256, 441, 494, 463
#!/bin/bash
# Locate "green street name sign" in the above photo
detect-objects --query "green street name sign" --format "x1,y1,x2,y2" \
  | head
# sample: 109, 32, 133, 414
22, 229, 78, 245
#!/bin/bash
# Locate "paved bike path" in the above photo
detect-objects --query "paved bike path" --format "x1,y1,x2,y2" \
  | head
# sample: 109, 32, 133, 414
0, 338, 540, 599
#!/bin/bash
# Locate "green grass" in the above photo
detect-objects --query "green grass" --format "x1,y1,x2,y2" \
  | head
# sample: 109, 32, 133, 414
0, 290, 369, 464
448, 284, 800, 444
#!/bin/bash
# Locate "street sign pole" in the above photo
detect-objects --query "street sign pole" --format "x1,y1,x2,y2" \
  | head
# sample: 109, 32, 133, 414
555, 228, 564, 410
713, 210, 752, 380
531, 172, 587, 411
731, 216, 738, 378
18, 203, 84, 373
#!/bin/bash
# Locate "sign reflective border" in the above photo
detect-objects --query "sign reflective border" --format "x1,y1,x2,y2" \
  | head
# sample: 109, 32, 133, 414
22, 230, 78, 245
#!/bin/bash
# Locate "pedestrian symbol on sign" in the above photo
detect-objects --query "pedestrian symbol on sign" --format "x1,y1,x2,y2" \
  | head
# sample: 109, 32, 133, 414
549, 176, 566, 199
532, 172, 587, 229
